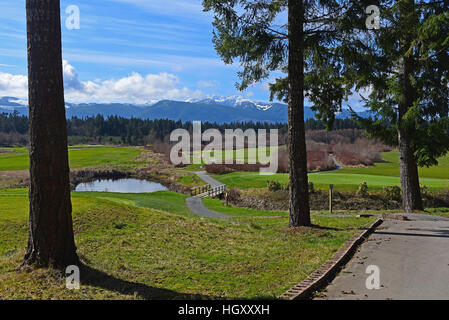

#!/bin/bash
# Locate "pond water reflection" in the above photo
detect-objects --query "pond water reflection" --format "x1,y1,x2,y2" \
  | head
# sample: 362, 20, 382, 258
75, 178, 168, 193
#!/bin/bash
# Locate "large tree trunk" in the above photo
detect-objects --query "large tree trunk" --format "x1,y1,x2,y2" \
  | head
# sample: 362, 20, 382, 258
288, 0, 311, 227
24, 0, 79, 268
397, 54, 423, 212
398, 124, 423, 212
397, 0, 423, 212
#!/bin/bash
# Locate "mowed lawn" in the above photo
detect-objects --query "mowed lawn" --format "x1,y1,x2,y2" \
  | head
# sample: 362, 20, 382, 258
184, 145, 282, 170
0, 188, 376, 299
213, 151, 449, 191
188, 145, 281, 164
340, 150, 449, 179
0, 146, 145, 171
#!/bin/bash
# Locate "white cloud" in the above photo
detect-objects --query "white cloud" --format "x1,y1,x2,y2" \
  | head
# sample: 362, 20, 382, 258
107, 0, 206, 19
245, 91, 255, 98
0, 61, 205, 104
63, 60, 84, 91
198, 80, 219, 89
344, 87, 374, 111
0, 72, 27, 98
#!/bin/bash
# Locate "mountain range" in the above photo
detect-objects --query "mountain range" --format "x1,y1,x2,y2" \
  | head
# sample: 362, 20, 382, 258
0, 96, 369, 123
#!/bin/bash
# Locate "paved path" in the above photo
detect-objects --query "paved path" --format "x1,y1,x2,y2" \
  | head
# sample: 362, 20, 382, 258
185, 171, 228, 219
310, 153, 344, 174
193, 171, 224, 188
185, 197, 228, 219
319, 213, 449, 300
329, 154, 344, 171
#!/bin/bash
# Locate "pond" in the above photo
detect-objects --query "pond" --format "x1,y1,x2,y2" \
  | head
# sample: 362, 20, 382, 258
74, 178, 168, 193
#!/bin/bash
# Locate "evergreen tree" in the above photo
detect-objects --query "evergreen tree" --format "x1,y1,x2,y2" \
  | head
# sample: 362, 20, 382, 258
203, 0, 354, 226
24, 0, 78, 268
335, 0, 449, 211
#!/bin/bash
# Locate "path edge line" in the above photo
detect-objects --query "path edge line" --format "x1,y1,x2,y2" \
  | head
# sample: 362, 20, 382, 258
279, 218, 384, 300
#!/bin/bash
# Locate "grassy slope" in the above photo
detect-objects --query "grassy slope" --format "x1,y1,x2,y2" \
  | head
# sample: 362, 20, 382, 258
188, 146, 280, 163
184, 146, 282, 171
340, 150, 449, 179
0, 146, 144, 171
214, 171, 449, 191
203, 197, 288, 217
213, 151, 449, 191
174, 172, 205, 187
0, 188, 375, 299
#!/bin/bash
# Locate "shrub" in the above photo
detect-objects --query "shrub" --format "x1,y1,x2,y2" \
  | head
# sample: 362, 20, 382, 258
226, 188, 241, 202
148, 140, 173, 162
275, 148, 336, 173
205, 163, 264, 174
204, 164, 235, 174
383, 185, 401, 201
333, 137, 385, 167
357, 181, 369, 197
267, 180, 282, 191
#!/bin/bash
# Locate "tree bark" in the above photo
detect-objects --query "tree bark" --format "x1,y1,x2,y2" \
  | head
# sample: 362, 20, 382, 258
24, 0, 79, 268
397, 55, 423, 212
397, 0, 423, 212
288, 0, 311, 227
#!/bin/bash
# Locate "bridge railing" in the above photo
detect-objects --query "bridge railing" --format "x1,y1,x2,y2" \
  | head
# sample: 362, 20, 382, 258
191, 184, 226, 197
207, 185, 226, 197
191, 184, 211, 196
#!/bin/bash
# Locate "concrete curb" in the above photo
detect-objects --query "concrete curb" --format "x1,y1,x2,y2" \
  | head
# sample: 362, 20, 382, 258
279, 218, 384, 300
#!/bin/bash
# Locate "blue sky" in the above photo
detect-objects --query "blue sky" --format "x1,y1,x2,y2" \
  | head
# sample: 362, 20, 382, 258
0, 0, 365, 108
0, 0, 276, 103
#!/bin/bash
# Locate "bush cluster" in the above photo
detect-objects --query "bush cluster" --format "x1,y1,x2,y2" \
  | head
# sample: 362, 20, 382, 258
357, 181, 369, 197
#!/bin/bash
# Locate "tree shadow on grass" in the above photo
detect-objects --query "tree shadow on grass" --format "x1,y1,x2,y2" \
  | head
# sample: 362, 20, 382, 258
310, 224, 343, 231
79, 264, 215, 300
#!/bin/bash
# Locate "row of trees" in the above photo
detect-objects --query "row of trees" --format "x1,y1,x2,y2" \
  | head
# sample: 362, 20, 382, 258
0, 111, 361, 146
203, 0, 449, 225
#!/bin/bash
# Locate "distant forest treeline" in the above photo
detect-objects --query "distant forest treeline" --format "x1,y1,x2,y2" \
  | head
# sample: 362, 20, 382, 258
0, 112, 360, 146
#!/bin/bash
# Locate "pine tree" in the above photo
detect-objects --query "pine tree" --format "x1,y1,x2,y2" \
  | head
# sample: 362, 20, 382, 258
334, 0, 449, 212
24, 0, 79, 268
203, 0, 354, 226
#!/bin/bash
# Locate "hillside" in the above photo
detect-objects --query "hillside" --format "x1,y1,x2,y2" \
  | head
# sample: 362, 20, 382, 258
0, 96, 371, 123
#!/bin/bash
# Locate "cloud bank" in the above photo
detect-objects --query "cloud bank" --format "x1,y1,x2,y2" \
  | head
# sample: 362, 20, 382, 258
0, 61, 204, 104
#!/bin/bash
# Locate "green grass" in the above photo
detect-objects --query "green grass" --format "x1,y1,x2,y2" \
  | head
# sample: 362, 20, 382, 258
187, 145, 280, 164
202, 197, 288, 217
0, 146, 145, 171
183, 146, 282, 171
0, 188, 192, 218
212, 151, 449, 191
0, 188, 376, 299
1, 146, 447, 299
340, 151, 449, 179
424, 207, 449, 218
175, 173, 204, 187
75, 191, 192, 217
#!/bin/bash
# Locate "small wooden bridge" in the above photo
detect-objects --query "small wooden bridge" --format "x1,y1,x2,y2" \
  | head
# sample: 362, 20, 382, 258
190, 184, 227, 198
185, 171, 229, 219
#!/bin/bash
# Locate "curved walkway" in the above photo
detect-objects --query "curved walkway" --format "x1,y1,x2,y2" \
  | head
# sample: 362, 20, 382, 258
185, 171, 228, 219
185, 197, 228, 219
329, 154, 344, 171
311, 153, 344, 174
318, 213, 449, 300
194, 171, 224, 188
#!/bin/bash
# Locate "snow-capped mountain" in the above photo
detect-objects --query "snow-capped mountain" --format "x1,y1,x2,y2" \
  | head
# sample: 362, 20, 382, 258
195, 96, 278, 111
0, 96, 371, 124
